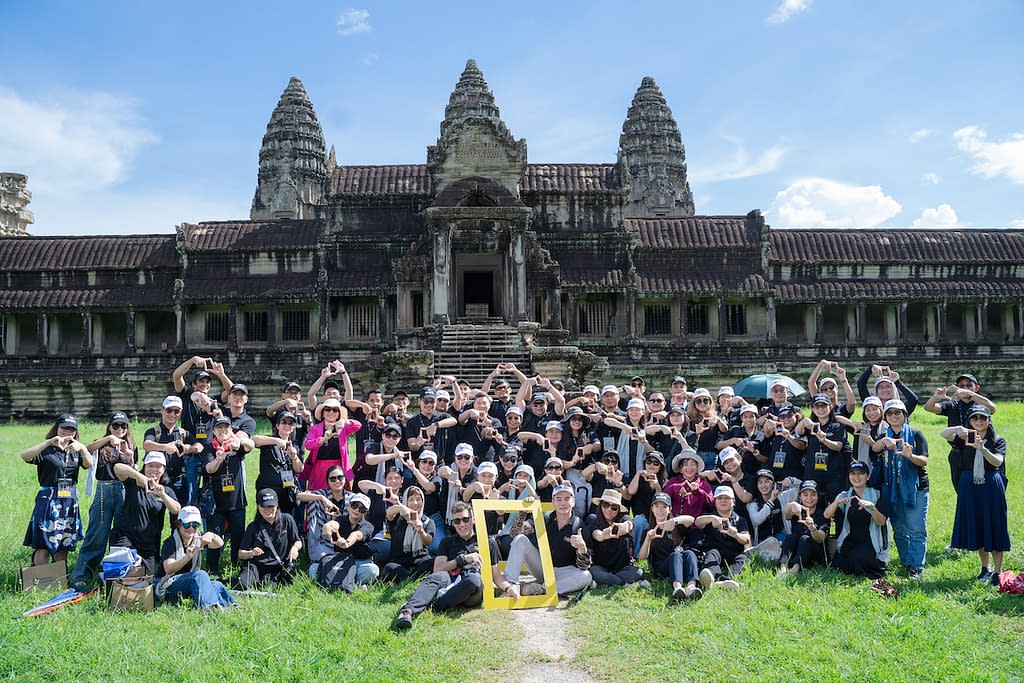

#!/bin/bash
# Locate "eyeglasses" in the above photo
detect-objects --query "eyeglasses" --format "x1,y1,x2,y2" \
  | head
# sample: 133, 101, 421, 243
350, 502, 367, 513
771, 387, 787, 393
328, 475, 346, 482
163, 408, 181, 414
455, 454, 473, 460
600, 502, 621, 512
452, 516, 473, 525
181, 521, 201, 530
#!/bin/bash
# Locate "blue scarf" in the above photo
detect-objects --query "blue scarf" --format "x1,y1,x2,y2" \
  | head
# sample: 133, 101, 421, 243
879, 423, 919, 508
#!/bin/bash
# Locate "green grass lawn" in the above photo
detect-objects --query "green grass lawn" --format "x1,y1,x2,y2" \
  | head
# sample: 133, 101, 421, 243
1, 408, 1022, 682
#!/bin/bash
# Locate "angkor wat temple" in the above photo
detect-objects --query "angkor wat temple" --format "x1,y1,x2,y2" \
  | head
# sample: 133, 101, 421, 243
3, 60, 1024, 418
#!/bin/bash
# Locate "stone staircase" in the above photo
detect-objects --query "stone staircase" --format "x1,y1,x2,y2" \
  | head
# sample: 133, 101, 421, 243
433, 324, 531, 387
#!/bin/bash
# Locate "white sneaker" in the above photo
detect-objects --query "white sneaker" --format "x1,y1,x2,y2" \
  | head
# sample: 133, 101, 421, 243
699, 568, 715, 588
715, 578, 740, 591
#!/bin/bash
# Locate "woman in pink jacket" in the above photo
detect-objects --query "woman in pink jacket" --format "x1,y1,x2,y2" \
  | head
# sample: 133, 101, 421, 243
303, 398, 362, 491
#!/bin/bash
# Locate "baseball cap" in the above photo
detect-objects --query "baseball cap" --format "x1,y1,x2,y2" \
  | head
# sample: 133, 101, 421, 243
818, 377, 838, 389
863, 397, 883, 410
671, 376, 688, 386
811, 393, 831, 406
626, 398, 646, 411
455, 443, 475, 457
108, 411, 129, 425
178, 506, 202, 525
228, 383, 249, 396
652, 492, 672, 507
275, 409, 298, 423
770, 378, 789, 389
281, 381, 301, 393
381, 423, 402, 436
552, 482, 574, 497
506, 406, 524, 417
717, 386, 734, 397
739, 404, 757, 416
755, 469, 774, 480
162, 395, 183, 410
713, 486, 735, 499
192, 370, 211, 383
883, 399, 907, 414
257, 488, 279, 507
477, 461, 498, 476
718, 447, 739, 465
420, 388, 437, 400
799, 480, 818, 493
692, 388, 711, 400
955, 373, 979, 386
583, 385, 601, 395
435, 390, 451, 401
544, 420, 564, 432
601, 384, 619, 395
848, 461, 869, 474
418, 450, 438, 462
348, 492, 371, 509
531, 394, 548, 404
873, 376, 896, 389
776, 402, 797, 416
143, 452, 166, 466
213, 415, 232, 427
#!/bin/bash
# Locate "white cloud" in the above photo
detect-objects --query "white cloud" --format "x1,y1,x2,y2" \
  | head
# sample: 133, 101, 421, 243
693, 131, 787, 183
361, 53, 379, 66
908, 128, 933, 144
954, 126, 1024, 183
767, 0, 812, 24
921, 172, 940, 185
768, 177, 902, 227
337, 8, 371, 36
1011, 219, 1024, 227
912, 203, 960, 227
0, 87, 158, 195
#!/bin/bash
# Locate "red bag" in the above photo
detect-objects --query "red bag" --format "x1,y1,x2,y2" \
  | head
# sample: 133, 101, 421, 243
996, 570, 1024, 594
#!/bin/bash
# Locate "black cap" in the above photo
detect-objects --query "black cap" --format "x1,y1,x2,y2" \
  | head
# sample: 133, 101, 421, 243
213, 415, 232, 427
56, 413, 79, 430
849, 461, 869, 473
966, 405, 991, 420
955, 373, 979, 386
671, 375, 688, 385
381, 423, 402, 436
393, 389, 408, 398
108, 411, 129, 425
531, 394, 548, 404
192, 370, 211, 383
776, 402, 797, 416
812, 393, 831, 406
281, 381, 301, 393
275, 409, 297, 423
323, 379, 341, 391
630, 375, 646, 384
228, 383, 249, 396
257, 488, 279, 507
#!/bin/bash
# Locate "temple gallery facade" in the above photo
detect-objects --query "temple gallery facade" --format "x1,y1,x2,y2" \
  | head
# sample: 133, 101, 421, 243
2, 60, 1024, 418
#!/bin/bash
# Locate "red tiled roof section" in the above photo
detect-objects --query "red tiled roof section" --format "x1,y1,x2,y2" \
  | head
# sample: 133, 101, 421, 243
0, 286, 173, 310
638, 273, 769, 295
774, 279, 1024, 301
560, 268, 627, 290
180, 221, 323, 251
770, 229, 1024, 264
0, 236, 177, 271
631, 217, 757, 249
521, 164, 620, 193
331, 165, 433, 195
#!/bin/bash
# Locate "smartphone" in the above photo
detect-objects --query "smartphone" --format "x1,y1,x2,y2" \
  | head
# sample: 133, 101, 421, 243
631, 428, 639, 440
966, 430, 977, 446
575, 447, 584, 459
543, 438, 550, 450
895, 438, 904, 451
721, 519, 730, 531
759, 406, 770, 416
800, 508, 808, 520
702, 419, 711, 429
420, 428, 428, 439
775, 483, 783, 493
775, 424, 782, 436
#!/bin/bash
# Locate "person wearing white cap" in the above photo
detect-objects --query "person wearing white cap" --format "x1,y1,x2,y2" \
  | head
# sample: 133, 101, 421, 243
717, 403, 767, 475
155, 505, 236, 609
832, 396, 885, 474
143, 396, 205, 507
693, 486, 750, 590
564, 384, 602, 414
806, 359, 856, 418
796, 394, 851, 504
317, 490, 379, 592
20, 414, 94, 568
855, 364, 920, 416
109, 452, 182, 574
601, 399, 652, 482
380, 486, 436, 583
869, 399, 930, 580
687, 388, 728, 473
715, 387, 741, 428
461, 460, 503, 536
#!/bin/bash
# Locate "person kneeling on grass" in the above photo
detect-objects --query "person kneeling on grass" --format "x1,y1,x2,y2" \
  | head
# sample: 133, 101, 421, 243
637, 492, 700, 602
777, 480, 829, 578
691, 486, 751, 591
380, 486, 436, 583
236, 488, 302, 590
501, 483, 593, 598
825, 461, 890, 579
393, 501, 503, 631
155, 506, 237, 609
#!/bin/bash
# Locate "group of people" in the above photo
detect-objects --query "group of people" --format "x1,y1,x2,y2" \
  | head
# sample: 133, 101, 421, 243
19, 356, 1011, 617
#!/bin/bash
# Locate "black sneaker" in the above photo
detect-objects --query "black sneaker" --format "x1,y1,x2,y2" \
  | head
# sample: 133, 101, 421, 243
977, 567, 993, 582
671, 587, 686, 603
990, 572, 1001, 588
908, 569, 923, 581
394, 608, 413, 631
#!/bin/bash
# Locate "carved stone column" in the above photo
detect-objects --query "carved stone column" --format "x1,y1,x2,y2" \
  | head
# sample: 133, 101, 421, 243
855, 303, 866, 343
1017, 303, 1024, 342
937, 301, 947, 343
566, 292, 578, 337
978, 302, 988, 341
319, 291, 330, 344
267, 302, 278, 348
126, 308, 136, 353
81, 312, 92, 354
898, 303, 908, 342
378, 294, 388, 344
813, 304, 824, 344
510, 223, 528, 323
431, 221, 451, 325
678, 294, 689, 341
548, 283, 562, 329
766, 297, 777, 342
227, 304, 238, 348
37, 313, 47, 355
625, 290, 636, 337
717, 297, 727, 341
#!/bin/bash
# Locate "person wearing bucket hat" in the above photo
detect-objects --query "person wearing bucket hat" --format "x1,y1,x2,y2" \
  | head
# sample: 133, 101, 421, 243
664, 450, 714, 518
109, 452, 182, 575
585, 489, 645, 586
825, 462, 890, 579
380, 486, 436, 583
797, 393, 851, 504
303, 397, 362, 492
236, 488, 303, 590
69, 411, 139, 589
21, 414, 95, 567
757, 403, 806, 482
686, 388, 728, 473
806, 359, 856, 419
855, 364, 920, 416
638, 492, 701, 602
869, 399, 930, 579
155, 505, 236, 610
777, 479, 830, 578
692, 486, 750, 590
941, 405, 1010, 584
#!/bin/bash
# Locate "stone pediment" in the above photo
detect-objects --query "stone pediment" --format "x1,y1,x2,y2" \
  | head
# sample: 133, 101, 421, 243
428, 120, 526, 198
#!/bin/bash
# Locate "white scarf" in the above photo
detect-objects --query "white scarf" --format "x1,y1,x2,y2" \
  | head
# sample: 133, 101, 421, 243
155, 531, 201, 599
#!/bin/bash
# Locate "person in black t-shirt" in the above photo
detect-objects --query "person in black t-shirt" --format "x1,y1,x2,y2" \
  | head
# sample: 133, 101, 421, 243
202, 415, 255, 576
777, 480, 829, 578
318, 492, 379, 591
253, 411, 304, 520
586, 489, 643, 586
109, 453, 181, 573
692, 486, 751, 590
393, 501, 503, 631
143, 395, 204, 507
381, 486, 436, 583
156, 506, 236, 609
826, 462, 890, 579
637, 492, 699, 602
69, 411, 138, 589
237, 489, 302, 589
20, 413, 94, 567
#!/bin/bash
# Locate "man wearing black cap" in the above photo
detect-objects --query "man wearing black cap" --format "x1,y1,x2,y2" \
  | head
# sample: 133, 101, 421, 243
456, 392, 504, 462
668, 376, 690, 409
172, 355, 234, 439
306, 360, 351, 413
405, 388, 459, 461
265, 381, 312, 451
202, 415, 256, 577
757, 403, 807, 482
482, 362, 527, 426
618, 376, 647, 411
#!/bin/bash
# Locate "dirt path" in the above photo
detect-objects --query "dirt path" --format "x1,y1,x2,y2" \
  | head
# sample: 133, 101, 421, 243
513, 606, 594, 683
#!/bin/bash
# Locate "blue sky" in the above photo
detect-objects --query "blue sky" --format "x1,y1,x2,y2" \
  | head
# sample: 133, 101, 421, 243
2, 0, 1023, 235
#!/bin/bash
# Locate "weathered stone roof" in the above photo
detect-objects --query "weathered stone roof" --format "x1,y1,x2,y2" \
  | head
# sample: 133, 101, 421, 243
774, 278, 1024, 302
328, 269, 392, 293
638, 273, 770, 295
182, 273, 316, 302
770, 228, 1024, 264
521, 164, 620, 193
0, 283, 174, 310
179, 220, 323, 251
0, 235, 178, 271
630, 216, 759, 249
330, 163, 622, 196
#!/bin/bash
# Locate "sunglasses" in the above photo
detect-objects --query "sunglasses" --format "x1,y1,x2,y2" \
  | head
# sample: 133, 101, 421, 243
600, 502, 621, 512
499, 455, 518, 462
648, 398, 665, 403
771, 387, 787, 393
181, 521, 201, 530
350, 502, 367, 513
695, 399, 711, 405
545, 464, 563, 471
630, 382, 645, 387
328, 475, 346, 482
421, 399, 435, 404
969, 415, 989, 421
323, 407, 341, 413
644, 459, 662, 466
602, 459, 618, 465
456, 454, 473, 460
163, 408, 181, 414
111, 424, 129, 429
452, 516, 473, 525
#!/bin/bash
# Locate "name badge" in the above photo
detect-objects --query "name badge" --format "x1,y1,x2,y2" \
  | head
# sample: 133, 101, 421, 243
196, 430, 207, 441
814, 452, 828, 471
280, 470, 295, 488
220, 473, 236, 492
603, 437, 615, 451
57, 478, 73, 498
773, 451, 786, 468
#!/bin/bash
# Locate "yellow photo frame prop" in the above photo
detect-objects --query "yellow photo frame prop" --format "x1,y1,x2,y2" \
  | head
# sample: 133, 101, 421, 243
472, 498, 559, 610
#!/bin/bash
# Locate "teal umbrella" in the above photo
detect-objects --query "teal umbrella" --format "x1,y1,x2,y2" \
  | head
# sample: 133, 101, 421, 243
731, 373, 806, 400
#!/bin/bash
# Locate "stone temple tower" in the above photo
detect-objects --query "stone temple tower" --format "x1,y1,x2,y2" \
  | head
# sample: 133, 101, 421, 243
617, 76, 695, 217
0, 172, 34, 237
250, 77, 327, 220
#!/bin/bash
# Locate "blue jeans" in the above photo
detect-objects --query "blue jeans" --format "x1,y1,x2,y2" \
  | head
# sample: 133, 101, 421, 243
308, 558, 379, 585
429, 512, 448, 554
652, 548, 698, 585
369, 536, 391, 566
891, 488, 929, 572
70, 479, 125, 588
163, 570, 237, 609
632, 514, 650, 557
183, 456, 202, 507
206, 507, 246, 576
